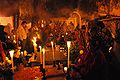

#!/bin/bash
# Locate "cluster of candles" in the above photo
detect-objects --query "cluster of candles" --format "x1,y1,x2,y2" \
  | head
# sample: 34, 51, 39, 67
7, 36, 71, 72
32, 36, 71, 69
31, 37, 46, 68
7, 35, 16, 44
38, 41, 55, 69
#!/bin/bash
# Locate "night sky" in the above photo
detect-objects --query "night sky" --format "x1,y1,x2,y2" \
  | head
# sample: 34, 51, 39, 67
0, 0, 120, 17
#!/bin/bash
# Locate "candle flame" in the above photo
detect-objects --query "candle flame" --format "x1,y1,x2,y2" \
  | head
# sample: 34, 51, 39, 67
8, 36, 10, 39
67, 41, 71, 48
42, 48, 45, 54
51, 41, 54, 47
9, 50, 14, 58
13, 35, 16, 38
13, 40, 16, 43
32, 37, 37, 47
41, 23, 44, 28
39, 46, 42, 50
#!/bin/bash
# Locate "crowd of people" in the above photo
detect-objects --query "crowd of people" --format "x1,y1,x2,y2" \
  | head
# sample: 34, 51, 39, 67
0, 18, 120, 80
71, 20, 120, 80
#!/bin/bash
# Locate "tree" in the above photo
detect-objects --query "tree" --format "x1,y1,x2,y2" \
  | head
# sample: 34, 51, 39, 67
19, 0, 34, 22
97, 0, 120, 16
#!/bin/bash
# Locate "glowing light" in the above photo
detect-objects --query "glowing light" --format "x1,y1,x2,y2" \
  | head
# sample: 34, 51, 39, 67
64, 67, 68, 73
66, 32, 68, 35
37, 34, 40, 39
24, 50, 27, 56
42, 20, 44, 23
33, 37, 37, 42
21, 51, 23, 56
6, 57, 9, 61
41, 23, 44, 28
80, 50, 84, 55
39, 46, 42, 64
41, 20, 44, 28
9, 50, 14, 72
43, 48, 45, 68
109, 47, 112, 52
0, 17, 13, 26
8, 36, 10, 39
67, 41, 71, 48
32, 37, 37, 47
13, 40, 16, 43
51, 41, 55, 63
13, 35, 16, 38
39, 46, 42, 50
9, 50, 14, 58
51, 41, 53, 47
43, 48, 45, 55
6, 57, 12, 64
67, 41, 71, 68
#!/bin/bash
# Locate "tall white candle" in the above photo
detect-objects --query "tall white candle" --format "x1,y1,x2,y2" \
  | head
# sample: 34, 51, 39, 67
39, 46, 42, 64
67, 41, 71, 68
51, 41, 55, 61
42, 48, 45, 68
9, 50, 14, 72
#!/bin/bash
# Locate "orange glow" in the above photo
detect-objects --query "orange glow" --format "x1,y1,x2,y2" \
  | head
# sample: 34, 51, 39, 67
64, 67, 68, 73
80, 50, 84, 55
0, 17, 13, 27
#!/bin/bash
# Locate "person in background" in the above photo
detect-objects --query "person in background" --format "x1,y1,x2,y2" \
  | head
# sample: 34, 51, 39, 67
0, 40, 6, 62
17, 21, 30, 52
4, 23, 13, 37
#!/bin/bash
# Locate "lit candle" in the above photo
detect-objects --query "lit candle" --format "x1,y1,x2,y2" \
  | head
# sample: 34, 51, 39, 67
32, 37, 37, 53
39, 46, 42, 64
41, 23, 44, 28
8, 36, 10, 39
67, 41, 71, 68
51, 41, 55, 61
21, 51, 23, 57
13, 35, 16, 38
42, 48, 45, 69
13, 40, 16, 43
9, 50, 14, 72
41, 20, 44, 28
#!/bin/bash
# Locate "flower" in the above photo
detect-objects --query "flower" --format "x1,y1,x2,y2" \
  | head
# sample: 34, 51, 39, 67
14, 65, 43, 80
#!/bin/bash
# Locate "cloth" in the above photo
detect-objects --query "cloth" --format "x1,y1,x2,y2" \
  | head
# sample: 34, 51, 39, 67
17, 24, 30, 51
17, 25, 27, 41
0, 41, 6, 61
20, 39, 27, 51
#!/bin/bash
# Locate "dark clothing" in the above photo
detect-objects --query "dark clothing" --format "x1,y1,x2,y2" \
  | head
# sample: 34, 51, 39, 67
116, 26, 120, 43
21, 39, 27, 51
0, 25, 7, 42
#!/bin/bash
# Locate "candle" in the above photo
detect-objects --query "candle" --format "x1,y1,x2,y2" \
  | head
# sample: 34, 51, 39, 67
51, 41, 55, 61
8, 36, 10, 39
32, 37, 37, 53
42, 48, 45, 69
13, 35, 16, 38
67, 41, 71, 68
41, 20, 44, 28
9, 50, 14, 72
39, 46, 42, 64
13, 40, 16, 43
21, 51, 23, 57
